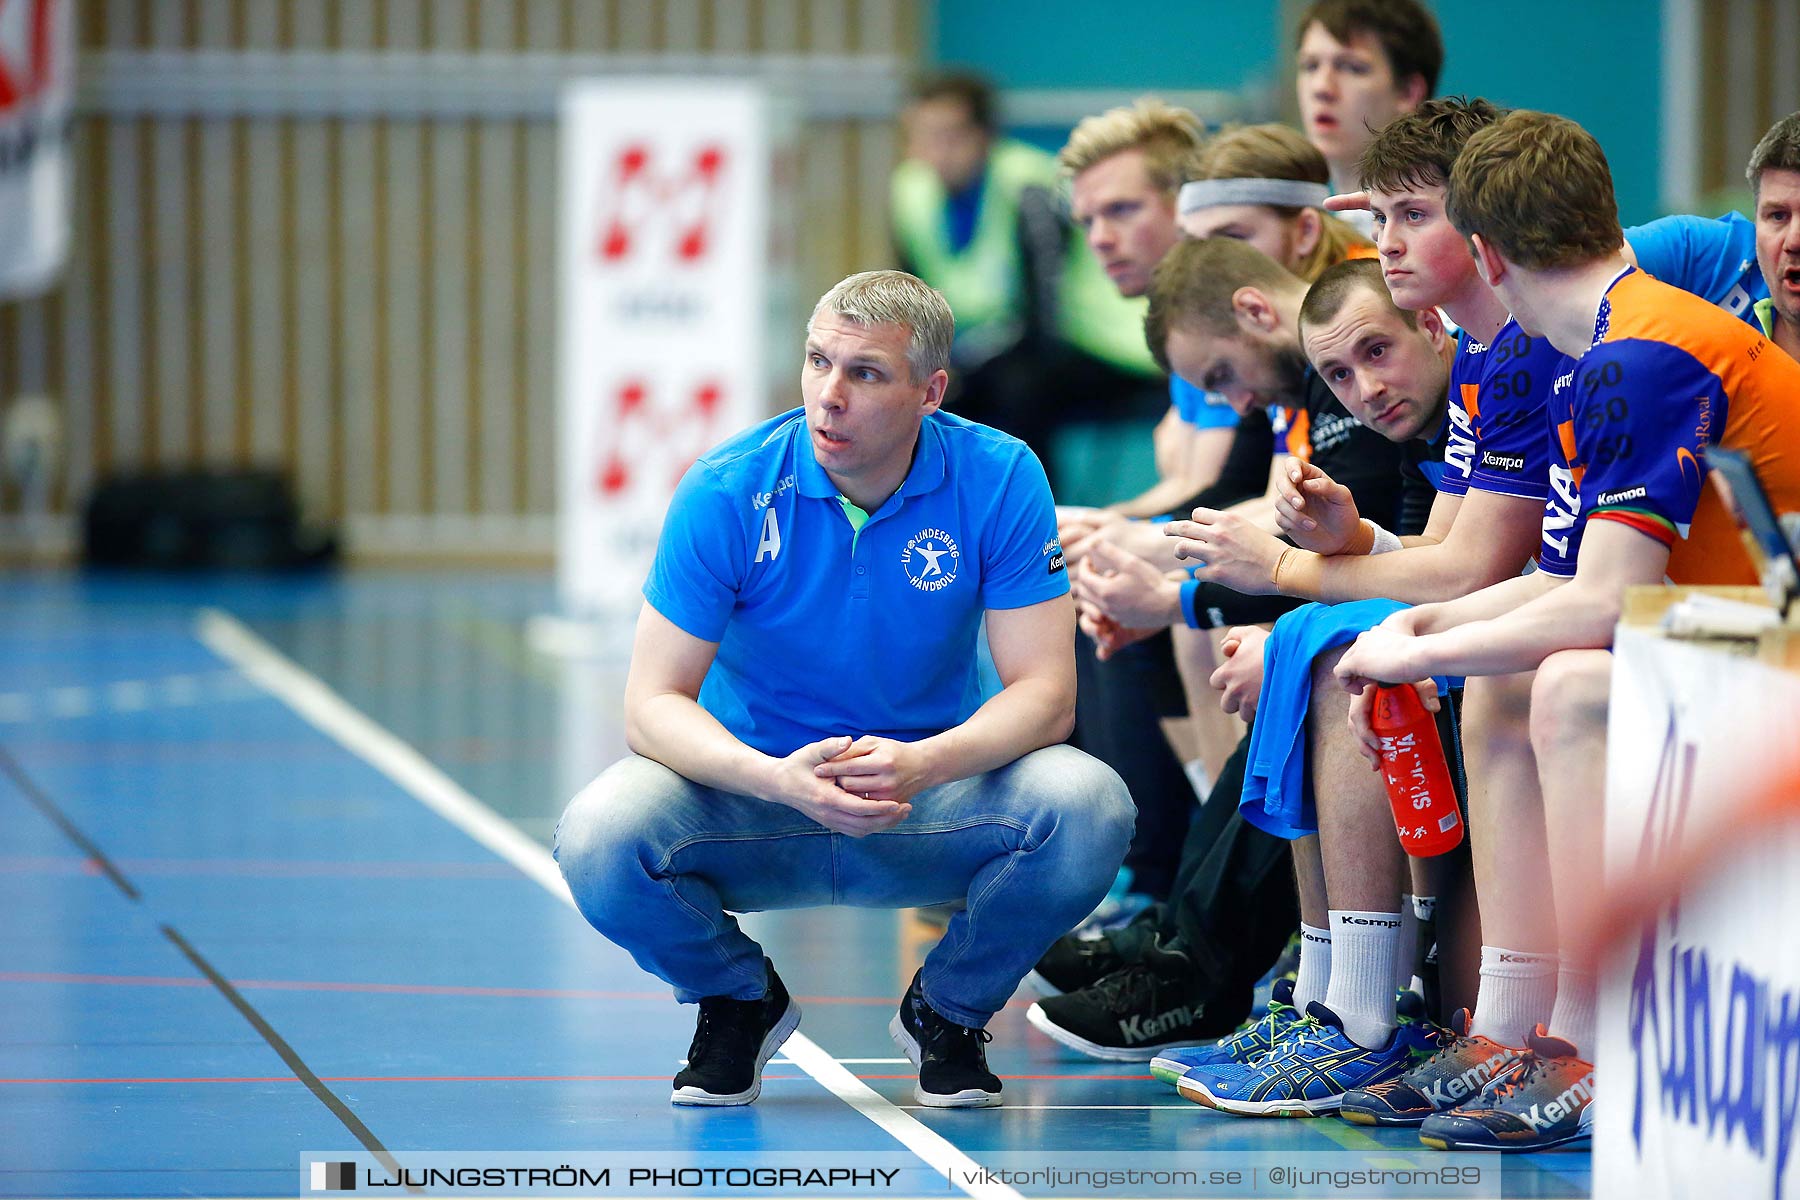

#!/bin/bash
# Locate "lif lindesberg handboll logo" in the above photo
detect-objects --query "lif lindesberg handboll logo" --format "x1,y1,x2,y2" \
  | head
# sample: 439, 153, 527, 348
902, 528, 960, 592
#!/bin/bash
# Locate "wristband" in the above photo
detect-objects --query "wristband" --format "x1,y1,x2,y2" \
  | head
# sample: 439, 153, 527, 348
1367, 521, 1403, 554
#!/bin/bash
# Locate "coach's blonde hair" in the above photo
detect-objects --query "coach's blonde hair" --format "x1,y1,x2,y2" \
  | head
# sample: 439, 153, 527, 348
808, 270, 954, 383
1058, 99, 1207, 195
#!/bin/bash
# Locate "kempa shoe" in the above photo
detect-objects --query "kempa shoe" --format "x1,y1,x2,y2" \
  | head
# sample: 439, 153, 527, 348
1025, 936, 1247, 1062
1340, 1008, 1526, 1126
671, 958, 802, 1106
1150, 977, 1301, 1087
889, 971, 1002, 1108
1179, 995, 1436, 1117
1418, 1027, 1594, 1152
1023, 932, 1128, 998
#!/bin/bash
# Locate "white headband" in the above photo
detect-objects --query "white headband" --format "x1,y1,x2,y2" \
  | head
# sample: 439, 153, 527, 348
1178, 178, 1332, 214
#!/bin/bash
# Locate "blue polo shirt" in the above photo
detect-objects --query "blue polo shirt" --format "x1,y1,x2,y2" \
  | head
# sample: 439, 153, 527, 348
643, 407, 1068, 756
1625, 212, 1766, 328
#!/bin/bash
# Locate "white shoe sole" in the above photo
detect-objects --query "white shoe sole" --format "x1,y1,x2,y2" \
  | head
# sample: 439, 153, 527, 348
1176, 1073, 1340, 1117
888, 1013, 1003, 1108
669, 997, 802, 1107
1024, 1002, 1204, 1063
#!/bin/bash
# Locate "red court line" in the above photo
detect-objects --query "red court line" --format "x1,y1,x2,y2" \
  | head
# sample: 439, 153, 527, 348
0, 970, 1033, 1008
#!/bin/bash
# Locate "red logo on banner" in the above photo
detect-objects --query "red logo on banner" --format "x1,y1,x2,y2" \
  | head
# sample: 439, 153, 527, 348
595, 377, 728, 498
0, 0, 54, 111
595, 143, 728, 265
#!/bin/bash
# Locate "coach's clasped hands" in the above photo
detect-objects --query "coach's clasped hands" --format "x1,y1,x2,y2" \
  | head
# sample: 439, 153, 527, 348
765, 735, 916, 837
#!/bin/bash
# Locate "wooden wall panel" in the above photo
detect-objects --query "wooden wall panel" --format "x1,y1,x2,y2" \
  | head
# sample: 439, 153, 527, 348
3, 0, 914, 554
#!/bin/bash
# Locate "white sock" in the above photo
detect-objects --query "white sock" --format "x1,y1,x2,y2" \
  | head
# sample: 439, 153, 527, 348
1323, 910, 1404, 1049
1470, 945, 1557, 1047
1547, 963, 1597, 1057
1292, 922, 1332, 1011
1396, 895, 1418, 992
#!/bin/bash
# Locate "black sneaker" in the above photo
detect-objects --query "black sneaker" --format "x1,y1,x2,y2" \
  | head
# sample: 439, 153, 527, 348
1024, 933, 1128, 997
670, 958, 802, 1106
888, 971, 1002, 1108
1025, 936, 1249, 1061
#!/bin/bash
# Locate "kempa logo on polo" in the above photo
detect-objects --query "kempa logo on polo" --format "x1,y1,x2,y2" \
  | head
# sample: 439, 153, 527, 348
903, 529, 960, 592
1596, 485, 1649, 506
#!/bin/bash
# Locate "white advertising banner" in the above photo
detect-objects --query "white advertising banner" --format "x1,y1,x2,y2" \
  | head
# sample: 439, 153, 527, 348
0, 0, 72, 298
1596, 626, 1800, 1200
556, 80, 770, 617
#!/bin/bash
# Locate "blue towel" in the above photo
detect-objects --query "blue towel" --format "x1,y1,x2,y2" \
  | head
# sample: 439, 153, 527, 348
1240, 599, 1454, 841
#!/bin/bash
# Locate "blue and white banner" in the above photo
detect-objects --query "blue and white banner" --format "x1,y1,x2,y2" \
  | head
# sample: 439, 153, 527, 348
1597, 626, 1800, 1200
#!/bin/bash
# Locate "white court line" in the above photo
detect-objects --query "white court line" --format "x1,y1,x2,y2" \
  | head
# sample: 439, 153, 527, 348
195, 608, 1023, 1200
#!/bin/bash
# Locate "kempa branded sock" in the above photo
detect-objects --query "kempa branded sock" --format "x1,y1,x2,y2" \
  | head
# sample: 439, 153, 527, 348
1292, 923, 1333, 1011
1324, 910, 1404, 1049
1470, 945, 1557, 1048
1546, 963, 1597, 1058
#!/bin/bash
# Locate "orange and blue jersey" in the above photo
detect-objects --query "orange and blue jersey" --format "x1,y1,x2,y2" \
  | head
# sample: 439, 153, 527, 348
1537, 267, 1800, 583
1443, 320, 1563, 502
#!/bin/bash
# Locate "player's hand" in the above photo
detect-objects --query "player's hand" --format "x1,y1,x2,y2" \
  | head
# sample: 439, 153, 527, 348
1161, 508, 1284, 595
1078, 605, 1158, 661
1324, 190, 1371, 213
813, 735, 934, 808
1056, 507, 1123, 569
1274, 459, 1362, 554
1334, 624, 1433, 698
769, 736, 912, 836
1208, 625, 1269, 723
1346, 678, 1441, 768
1076, 540, 1182, 628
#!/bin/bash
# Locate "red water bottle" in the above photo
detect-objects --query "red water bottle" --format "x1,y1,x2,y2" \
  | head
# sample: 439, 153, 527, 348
1370, 684, 1464, 857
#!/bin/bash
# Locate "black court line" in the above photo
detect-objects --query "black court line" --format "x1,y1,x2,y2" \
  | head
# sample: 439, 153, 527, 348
0, 745, 139, 900
1, 741, 410, 1187
161, 925, 407, 1182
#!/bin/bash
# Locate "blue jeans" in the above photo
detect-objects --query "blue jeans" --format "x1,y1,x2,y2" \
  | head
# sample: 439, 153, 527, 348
553, 744, 1134, 1027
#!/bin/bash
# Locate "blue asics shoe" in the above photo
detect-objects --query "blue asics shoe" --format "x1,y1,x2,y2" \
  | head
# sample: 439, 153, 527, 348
1181, 995, 1436, 1117
1150, 978, 1300, 1088
1418, 1026, 1594, 1151
1340, 1009, 1527, 1126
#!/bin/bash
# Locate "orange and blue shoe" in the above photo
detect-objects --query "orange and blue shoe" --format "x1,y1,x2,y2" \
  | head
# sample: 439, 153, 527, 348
1340, 1009, 1527, 1126
1418, 1027, 1594, 1152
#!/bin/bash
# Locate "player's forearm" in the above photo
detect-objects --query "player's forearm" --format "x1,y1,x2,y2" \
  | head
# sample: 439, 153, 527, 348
1281, 540, 1507, 606
624, 692, 780, 800
913, 675, 1074, 787
1407, 570, 1561, 636
1409, 576, 1613, 677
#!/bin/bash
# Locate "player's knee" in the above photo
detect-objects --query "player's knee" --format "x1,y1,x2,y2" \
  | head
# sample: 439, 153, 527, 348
1528, 650, 1612, 756
1022, 745, 1136, 855
553, 756, 683, 914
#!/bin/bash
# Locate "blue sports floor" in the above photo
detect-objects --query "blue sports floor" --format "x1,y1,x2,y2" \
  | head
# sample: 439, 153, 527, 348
0, 570, 1593, 1198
